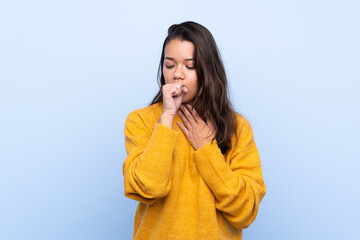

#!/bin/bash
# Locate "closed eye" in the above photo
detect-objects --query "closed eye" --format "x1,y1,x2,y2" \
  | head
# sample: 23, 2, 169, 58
165, 65, 195, 70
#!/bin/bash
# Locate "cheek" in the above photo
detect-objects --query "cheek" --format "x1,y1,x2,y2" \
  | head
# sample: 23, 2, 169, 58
190, 76, 199, 91
163, 69, 174, 82
163, 71, 170, 83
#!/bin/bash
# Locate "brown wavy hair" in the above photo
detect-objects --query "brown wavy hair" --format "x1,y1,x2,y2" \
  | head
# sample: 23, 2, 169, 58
151, 21, 237, 154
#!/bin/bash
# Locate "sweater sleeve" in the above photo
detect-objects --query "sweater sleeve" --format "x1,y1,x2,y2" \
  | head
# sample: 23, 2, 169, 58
193, 117, 266, 229
123, 111, 179, 204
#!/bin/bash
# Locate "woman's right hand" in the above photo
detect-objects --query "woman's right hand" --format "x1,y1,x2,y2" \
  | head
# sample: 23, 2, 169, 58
161, 83, 188, 117
158, 83, 188, 129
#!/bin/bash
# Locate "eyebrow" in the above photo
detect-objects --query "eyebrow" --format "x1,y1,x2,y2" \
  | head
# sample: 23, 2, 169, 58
165, 57, 194, 61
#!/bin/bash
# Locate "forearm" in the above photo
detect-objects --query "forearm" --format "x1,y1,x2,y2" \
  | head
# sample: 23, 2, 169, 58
193, 140, 266, 229
124, 123, 178, 200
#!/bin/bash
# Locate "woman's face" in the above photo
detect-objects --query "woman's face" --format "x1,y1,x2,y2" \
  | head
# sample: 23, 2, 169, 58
163, 39, 198, 104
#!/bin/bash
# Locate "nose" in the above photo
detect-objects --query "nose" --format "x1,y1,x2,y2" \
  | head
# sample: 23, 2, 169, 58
174, 65, 185, 80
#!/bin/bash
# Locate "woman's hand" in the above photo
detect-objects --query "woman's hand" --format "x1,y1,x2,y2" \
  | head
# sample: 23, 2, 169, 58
162, 83, 188, 117
159, 83, 188, 129
177, 104, 216, 150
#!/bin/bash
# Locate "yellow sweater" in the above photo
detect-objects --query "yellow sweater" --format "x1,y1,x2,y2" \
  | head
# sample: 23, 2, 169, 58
123, 103, 266, 240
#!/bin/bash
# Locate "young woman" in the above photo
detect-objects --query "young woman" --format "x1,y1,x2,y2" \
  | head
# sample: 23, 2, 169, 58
123, 21, 266, 240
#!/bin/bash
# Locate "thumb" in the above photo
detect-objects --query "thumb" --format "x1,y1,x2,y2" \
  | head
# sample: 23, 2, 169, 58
182, 86, 188, 94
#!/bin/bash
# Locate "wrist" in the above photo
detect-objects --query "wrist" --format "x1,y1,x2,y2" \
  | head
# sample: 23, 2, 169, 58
194, 141, 206, 151
194, 139, 213, 151
158, 113, 174, 129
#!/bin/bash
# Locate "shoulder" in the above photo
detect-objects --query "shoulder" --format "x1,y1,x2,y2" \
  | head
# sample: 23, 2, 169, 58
125, 102, 163, 130
234, 112, 252, 131
230, 112, 255, 147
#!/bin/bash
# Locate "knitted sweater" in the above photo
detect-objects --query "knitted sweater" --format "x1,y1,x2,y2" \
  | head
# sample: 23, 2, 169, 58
123, 102, 266, 240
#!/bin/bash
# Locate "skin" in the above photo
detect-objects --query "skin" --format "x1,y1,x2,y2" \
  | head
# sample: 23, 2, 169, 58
158, 39, 215, 150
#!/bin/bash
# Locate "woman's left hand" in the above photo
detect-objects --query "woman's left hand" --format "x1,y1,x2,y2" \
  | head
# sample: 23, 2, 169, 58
177, 104, 216, 151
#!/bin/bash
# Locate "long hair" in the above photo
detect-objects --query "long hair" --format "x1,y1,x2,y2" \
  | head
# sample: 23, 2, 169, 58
151, 21, 237, 154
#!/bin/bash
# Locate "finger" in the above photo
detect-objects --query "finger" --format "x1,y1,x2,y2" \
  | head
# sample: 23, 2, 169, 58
173, 82, 184, 90
171, 85, 183, 97
162, 84, 176, 97
182, 86, 188, 94
187, 104, 204, 123
208, 119, 216, 129
205, 117, 212, 127
178, 109, 192, 130
177, 121, 189, 136
181, 105, 197, 124
205, 119, 216, 136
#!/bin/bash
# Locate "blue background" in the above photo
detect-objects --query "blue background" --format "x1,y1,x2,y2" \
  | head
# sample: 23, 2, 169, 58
1, 0, 359, 239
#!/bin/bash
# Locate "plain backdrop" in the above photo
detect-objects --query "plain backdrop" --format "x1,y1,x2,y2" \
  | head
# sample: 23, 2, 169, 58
1, 0, 359, 239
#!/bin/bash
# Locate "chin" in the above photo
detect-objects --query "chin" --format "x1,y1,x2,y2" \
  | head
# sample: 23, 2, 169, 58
182, 98, 195, 105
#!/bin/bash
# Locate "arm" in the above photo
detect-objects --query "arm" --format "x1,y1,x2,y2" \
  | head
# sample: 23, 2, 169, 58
123, 111, 178, 204
193, 118, 266, 229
